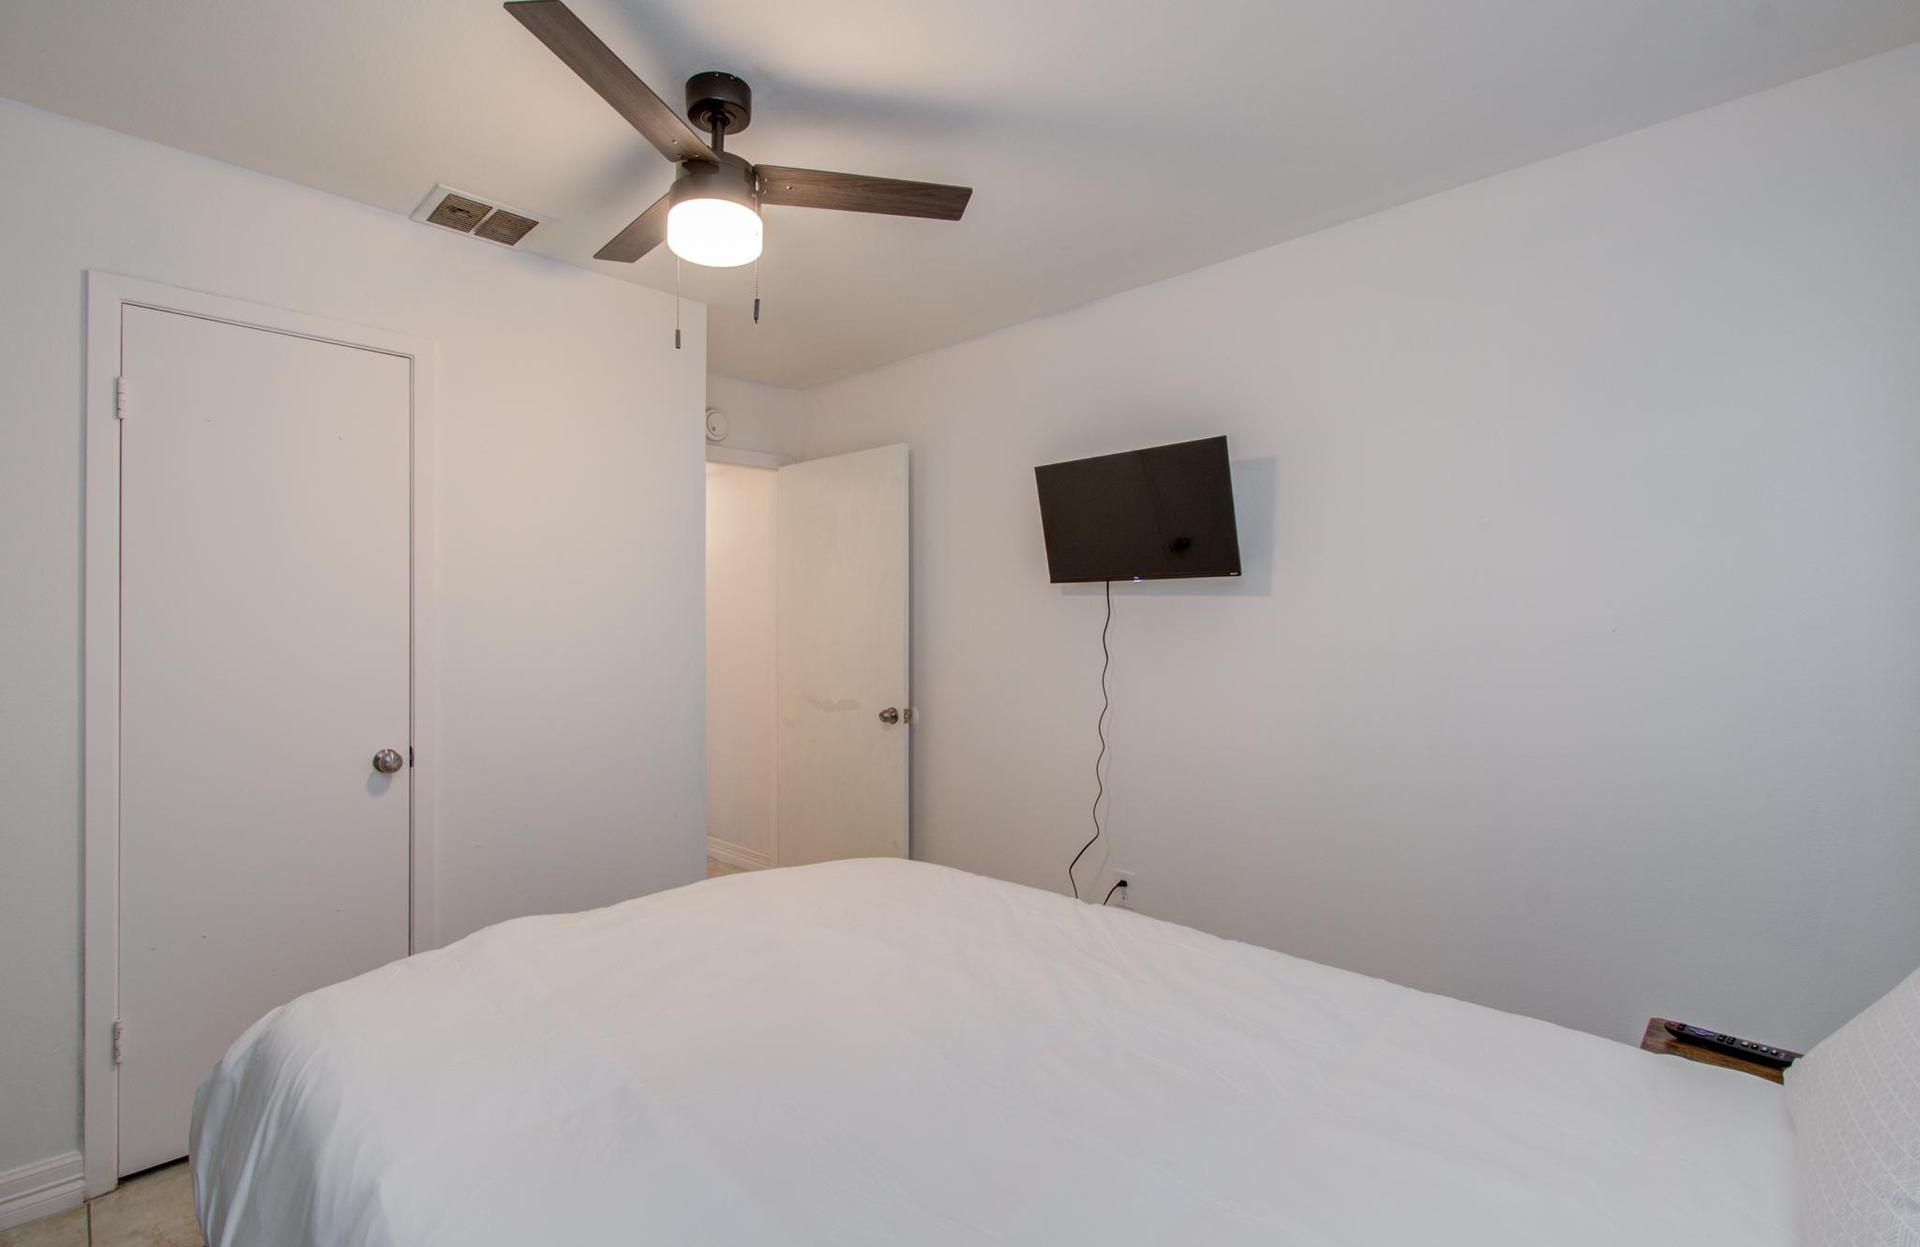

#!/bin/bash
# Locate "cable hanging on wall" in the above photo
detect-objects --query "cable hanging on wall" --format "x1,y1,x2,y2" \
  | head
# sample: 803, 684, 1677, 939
1067, 579, 1113, 900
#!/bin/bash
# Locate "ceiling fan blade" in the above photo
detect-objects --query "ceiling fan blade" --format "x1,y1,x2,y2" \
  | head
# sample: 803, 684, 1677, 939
755, 166, 972, 221
594, 191, 672, 262
505, 0, 714, 165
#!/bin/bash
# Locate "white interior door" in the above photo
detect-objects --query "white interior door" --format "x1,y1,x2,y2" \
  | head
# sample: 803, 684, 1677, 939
116, 306, 412, 1175
775, 444, 910, 864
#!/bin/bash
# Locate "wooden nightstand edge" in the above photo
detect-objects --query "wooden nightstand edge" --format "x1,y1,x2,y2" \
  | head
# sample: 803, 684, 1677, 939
1640, 1017, 1799, 1084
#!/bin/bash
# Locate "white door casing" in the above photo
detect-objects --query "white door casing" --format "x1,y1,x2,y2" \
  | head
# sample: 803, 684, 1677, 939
83, 274, 439, 1195
775, 444, 911, 865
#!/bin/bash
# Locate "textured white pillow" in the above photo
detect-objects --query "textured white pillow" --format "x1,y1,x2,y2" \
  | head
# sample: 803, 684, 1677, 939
1785, 966, 1920, 1246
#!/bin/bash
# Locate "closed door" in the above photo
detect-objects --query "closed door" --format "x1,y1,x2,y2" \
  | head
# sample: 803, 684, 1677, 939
775, 444, 910, 864
117, 306, 412, 1175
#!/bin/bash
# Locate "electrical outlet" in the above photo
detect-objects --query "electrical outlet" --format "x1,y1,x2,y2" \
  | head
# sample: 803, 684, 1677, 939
1096, 866, 1138, 910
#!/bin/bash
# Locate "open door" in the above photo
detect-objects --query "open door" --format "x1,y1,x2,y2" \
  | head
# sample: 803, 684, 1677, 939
776, 444, 909, 864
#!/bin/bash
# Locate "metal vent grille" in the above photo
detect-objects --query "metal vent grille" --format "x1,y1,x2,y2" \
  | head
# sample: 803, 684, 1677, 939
473, 209, 538, 246
412, 185, 544, 248
425, 192, 491, 234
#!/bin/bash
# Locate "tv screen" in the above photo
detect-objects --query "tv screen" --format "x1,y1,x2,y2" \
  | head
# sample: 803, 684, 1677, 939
1034, 436, 1241, 583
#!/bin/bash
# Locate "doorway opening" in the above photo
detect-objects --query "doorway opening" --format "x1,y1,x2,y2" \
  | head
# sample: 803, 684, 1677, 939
702, 441, 913, 876
705, 458, 779, 874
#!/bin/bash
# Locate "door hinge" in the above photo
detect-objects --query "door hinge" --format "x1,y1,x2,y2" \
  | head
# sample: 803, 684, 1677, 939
114, 377, 130, 421
112, 1019, 125, 1066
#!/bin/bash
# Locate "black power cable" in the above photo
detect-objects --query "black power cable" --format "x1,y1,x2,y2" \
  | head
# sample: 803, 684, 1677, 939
1102, 879, 1129, 907
1067, 580, 1113, 900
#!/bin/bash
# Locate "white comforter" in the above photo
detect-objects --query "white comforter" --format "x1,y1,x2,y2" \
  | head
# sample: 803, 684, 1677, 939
193, 859, 1797, 1245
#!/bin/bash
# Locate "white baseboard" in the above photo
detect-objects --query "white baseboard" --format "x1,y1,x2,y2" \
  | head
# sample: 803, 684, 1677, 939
706, 837, 772, 871
0, 1151, 85, 1231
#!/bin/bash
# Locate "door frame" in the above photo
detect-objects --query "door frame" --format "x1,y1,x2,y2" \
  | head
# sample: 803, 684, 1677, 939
80, 272, 440, 1196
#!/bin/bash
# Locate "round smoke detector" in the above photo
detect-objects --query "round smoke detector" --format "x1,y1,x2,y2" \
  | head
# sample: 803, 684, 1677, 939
705, 407, 729, 443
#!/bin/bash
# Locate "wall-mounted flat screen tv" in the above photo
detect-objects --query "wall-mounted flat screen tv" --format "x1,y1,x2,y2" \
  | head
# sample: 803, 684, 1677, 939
1034, 436, 1241, 583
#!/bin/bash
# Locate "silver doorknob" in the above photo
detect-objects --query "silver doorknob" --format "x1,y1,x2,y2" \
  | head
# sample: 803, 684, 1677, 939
372, 748, 405, 774
878, 707, 900, 725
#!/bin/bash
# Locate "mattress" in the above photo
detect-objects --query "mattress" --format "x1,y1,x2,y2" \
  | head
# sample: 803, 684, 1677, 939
192, 858, 1798, 1245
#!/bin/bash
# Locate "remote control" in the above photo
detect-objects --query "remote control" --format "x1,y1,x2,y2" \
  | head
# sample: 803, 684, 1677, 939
1663, 1020, 1796, 1068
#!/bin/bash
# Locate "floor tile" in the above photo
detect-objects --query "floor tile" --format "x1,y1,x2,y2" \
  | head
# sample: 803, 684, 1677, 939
89, 1162, 202, 1247
0, 1206, 87, 1247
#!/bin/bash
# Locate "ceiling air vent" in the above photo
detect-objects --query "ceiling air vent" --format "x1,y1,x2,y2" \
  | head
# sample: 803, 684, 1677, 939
473, 209, 539, 246
411, 185, 543, 247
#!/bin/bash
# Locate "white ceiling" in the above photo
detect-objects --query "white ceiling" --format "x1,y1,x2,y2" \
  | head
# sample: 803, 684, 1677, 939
3, 1, 1916, 386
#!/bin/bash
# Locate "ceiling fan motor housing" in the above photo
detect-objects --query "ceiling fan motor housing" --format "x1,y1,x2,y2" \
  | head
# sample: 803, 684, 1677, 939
686, 70, 751, 138
671, 151, 759, 211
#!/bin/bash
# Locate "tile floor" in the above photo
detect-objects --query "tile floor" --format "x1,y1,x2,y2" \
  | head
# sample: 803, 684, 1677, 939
4, 862, 750, 1246
0, 1162, 201, 1247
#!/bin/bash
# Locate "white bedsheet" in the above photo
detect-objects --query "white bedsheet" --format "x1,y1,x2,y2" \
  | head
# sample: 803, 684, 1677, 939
193, 859, 1797, 1245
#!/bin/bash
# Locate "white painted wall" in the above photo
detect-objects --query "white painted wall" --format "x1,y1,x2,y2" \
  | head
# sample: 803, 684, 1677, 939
707, 374, 807, 460
0, 99, 707, 1178
705, 462, 778, 865
800, 44, 1920, 1052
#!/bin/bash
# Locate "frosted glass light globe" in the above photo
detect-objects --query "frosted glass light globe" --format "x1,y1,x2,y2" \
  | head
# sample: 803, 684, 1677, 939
667, 197, 763, 268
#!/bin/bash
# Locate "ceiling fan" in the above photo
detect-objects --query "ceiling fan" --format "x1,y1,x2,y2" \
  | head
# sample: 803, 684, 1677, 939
504, 0, 973, 280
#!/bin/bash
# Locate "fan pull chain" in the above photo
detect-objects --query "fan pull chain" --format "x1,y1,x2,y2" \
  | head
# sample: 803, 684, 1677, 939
752, 255, 761, 324
674, 257, 682, 350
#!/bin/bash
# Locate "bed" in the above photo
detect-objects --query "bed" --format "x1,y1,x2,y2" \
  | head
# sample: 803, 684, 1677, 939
192, 858, 1799, 1245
